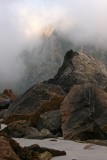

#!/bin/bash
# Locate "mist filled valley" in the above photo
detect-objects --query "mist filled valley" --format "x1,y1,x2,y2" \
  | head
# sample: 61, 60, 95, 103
1, 0, 107, 93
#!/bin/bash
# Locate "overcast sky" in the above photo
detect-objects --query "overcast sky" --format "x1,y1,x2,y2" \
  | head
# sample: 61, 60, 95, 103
0, 0, 107, 91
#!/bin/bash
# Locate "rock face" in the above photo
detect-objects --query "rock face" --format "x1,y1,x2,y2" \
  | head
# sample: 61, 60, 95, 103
2, 120, 55, 139
0, 109, 7, 119
37, 110, 62, 135
4, 83, 65, 124
47, 50, 107, 92
61, 85, 107, 141
0, 132, 31, 160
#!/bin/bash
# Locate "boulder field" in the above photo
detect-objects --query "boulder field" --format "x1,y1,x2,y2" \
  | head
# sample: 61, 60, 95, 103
2, 49, 107, 142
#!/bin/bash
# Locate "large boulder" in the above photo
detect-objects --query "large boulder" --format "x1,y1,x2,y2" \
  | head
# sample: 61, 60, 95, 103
4, 83, 65, 124
61, 85, 107, 141
2, 120, 55, 139
47, 50, 107, 92
36, 110, 62, 135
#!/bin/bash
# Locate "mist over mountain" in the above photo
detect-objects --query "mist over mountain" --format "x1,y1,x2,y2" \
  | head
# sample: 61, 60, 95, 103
1, 0, 107, 93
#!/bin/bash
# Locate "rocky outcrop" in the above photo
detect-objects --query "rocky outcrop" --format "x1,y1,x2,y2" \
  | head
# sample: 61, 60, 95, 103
0, 109, 7, 119
0, 132, 66, 159
61, 85, 107, 141
2, 120, 28, 138
4, 83, 65, 124
3, 89, 16, 100
47, 50, 107, 92
2, 120, 55, 139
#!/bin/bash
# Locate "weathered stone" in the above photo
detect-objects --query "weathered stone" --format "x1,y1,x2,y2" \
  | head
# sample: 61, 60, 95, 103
61, 84, 107, 141
4, 83, 65, 125
28, 144, 66, 157
25, 127, 44, 139
3, 89, 16, 100
37, 110, 62, 135
0, 109, 7, 119
0, 89, 16, 111
41, 129, 56, 138
2, 120, 55, 139
38, 151, 52, 160
0, 100, 11, 110
0, 132, 32, 160
2, 120, 28, 138
47, 50, 107, 92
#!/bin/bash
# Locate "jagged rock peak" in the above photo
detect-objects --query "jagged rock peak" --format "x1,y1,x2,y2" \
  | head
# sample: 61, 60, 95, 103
47, 49, 107, 92
64, 49, 79, 62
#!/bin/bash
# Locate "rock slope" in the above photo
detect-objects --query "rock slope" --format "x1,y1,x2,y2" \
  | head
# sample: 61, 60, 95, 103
47, 50, 107, 92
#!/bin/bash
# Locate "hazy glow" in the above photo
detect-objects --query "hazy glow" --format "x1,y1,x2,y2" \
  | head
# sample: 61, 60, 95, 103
0, 0, 107, 92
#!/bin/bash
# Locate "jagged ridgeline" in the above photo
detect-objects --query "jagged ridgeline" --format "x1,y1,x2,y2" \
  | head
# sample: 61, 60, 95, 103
16, 30, 107, 93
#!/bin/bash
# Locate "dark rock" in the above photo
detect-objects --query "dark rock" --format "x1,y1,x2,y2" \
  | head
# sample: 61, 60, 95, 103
4, 83, 65, 125
0, 132, 32, 160
37, 110, 62, 135
0, 109, 7, 119
2, 120, 55, 139
0, 100, 11, 110
25, 127, 43, 139
2, 120, 28, 138
0, 89, 16, 110
28, 144, 66, 157
25, 128, 55, 139
47, 50, 107, 92
61, 84, 107, 141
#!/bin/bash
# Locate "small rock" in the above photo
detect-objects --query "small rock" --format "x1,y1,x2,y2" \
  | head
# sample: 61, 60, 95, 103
38, 151, 52, 160
83, 144, 95, 149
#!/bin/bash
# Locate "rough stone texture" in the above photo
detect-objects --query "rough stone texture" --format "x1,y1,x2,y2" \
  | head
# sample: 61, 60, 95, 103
0, 89, 16, 111
61, 85, 107, 141
0, 132, 32, 160
4, 83, 65, 124
38, 151, 52, 160
2, 120, 28, 138
28, 144, 66, 157
0, 100, 12, 110
37, 110, 62, 135
2, 120, 56, 139
0, 109, 7, 119
47, 50, 107, 92
3, 89, 16, 100
25, 128, 55, 139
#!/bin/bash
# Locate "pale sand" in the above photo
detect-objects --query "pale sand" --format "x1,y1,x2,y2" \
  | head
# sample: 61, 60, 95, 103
1, 124, 107, 160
